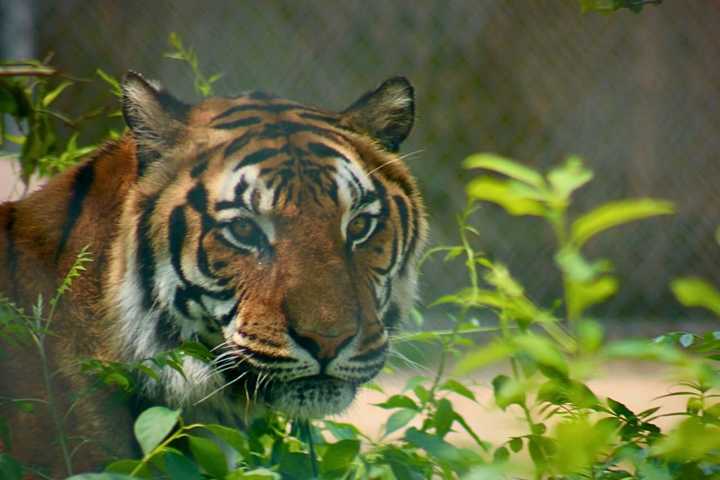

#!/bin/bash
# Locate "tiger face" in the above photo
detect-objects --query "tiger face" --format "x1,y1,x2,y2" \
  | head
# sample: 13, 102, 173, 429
107, 73, 426, 419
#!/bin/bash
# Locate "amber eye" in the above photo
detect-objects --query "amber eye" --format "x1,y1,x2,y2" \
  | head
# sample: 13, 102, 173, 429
230, 218, 256, 240
347, 214, 377, 246
225, 217, 266, 252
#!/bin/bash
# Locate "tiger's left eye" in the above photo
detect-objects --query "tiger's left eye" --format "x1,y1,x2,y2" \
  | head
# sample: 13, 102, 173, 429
348, 215, 369, 238
347, 214, 376, 247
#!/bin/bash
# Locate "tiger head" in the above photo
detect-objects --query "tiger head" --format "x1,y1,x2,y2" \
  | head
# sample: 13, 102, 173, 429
107, 73, 427, 419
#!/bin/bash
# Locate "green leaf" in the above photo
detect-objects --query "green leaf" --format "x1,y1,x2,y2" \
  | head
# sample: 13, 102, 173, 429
439, 379, 476, 402
0, 418, 10, 450
96, 69, 122, 97
509, 437, 523, 453
551, 417, 615, 474
491, 374, 525, 410
554, 247, 610, 283
179, 341, 214, 362
104, 459, 149, 476
454, 340, 514, 375
403, 375, 429, 393
67, 475, 137, 480
671, 277, 720, 317
133, 406, 180, 455
321, 439, 360, 473
466, 177, 545, 216
577, 320, 604, 353
603, 340, 684, 363
374, 394, 420, 411
323, 420, 361, 441
463, 153, 545, 189
652, 417, 720, 461
384, 408, 417, 436
404, 427, 475, 469
571, 198, 674, 247
527, 436, 551, 469
0, 454, 22, 480
434, 398, 455, 437
547, 155, 593, 201
164, 451, 202, 480
203, 424, 248, 455
0, 87, 18, 115
493, 446, 509, 463
41, 81, 73, 107
226, 468, 281, 479
188, 435, 228, 478
567, 275, 618, 319
513, 334, 568, 377
537, 378, 599, 408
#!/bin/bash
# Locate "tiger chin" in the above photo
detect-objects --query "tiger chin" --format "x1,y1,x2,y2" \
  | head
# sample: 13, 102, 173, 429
0, 72, 427, 474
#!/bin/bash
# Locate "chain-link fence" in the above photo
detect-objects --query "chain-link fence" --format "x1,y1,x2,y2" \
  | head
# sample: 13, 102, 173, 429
2, 0, 719, 321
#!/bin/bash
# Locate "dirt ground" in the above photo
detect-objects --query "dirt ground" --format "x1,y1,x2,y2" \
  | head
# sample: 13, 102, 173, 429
337, 363, 688, 445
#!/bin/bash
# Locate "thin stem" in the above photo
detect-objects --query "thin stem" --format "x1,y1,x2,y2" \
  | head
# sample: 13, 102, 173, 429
33, 331, 73, 476
129, 424, 204, 476
301, 420, 319, 479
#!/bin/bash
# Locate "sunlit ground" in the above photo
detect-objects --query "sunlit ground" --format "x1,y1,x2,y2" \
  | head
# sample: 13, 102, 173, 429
338, 362, 686, 446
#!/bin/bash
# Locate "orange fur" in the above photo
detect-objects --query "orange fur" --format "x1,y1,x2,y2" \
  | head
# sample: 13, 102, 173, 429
0, 76, 427, 476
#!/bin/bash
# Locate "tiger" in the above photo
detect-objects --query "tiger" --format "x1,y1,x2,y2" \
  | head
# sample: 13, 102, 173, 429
0, 72, 427, 475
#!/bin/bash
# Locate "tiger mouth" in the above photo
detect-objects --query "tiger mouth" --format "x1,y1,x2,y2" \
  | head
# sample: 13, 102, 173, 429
264, 375, 359, 419
217, 367, 364, 418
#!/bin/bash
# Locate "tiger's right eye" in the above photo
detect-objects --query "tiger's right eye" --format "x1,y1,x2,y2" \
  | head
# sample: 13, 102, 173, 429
230, 218, 256, 240
225, 218, 267, 252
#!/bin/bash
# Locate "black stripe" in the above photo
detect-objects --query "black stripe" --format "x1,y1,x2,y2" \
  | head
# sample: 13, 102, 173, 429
372, 223, 398, 277
5, 205, 18, 299
259, 121, 341, 141
213, 116, 262, 130
212, 102, 299, 122
156, 311, 181, 348
219, 301, 239, 326
307, 142, 349, 162
382, 302, 402, 330
233, 148, 281, 171
55, 160, 95, 261
224, 132, 253, 158
393, 194, 410, 256
349, 343, 387, 363
237, 331, 283, 349
298, 112, 338, 124
190, 159, 209, 178
168, 206, 188, 284
187, 183, 208, 213
238, 345, 297, 365
137, 195, 159, 310
399, 203, 420, 277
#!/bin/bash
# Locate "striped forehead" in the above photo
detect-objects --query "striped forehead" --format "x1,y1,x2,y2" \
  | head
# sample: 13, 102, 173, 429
211, 138, 377, 217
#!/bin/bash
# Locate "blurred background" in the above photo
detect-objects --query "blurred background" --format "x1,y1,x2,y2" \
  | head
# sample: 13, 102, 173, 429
1, 0, 719, 327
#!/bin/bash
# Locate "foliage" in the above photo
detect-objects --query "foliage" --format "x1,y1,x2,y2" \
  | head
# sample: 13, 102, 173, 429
0, 60, 113, 191
0, 246, 93, 478
165, 33, 222, 98
2, 30, 719, 479
578, 0, 663, 13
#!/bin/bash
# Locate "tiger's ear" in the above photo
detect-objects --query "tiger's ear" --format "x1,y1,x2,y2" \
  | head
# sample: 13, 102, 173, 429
340, 77, 414, 152
121, 71, 190, 168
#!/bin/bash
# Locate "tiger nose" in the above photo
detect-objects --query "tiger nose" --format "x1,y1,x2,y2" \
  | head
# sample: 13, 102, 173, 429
289, 327, 357, 365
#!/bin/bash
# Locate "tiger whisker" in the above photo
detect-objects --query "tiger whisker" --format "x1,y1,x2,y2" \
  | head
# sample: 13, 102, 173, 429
366, 149, 424, 177
193, 371, 248, 406
387, 349, 431, 374
211, 340, 233, 353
